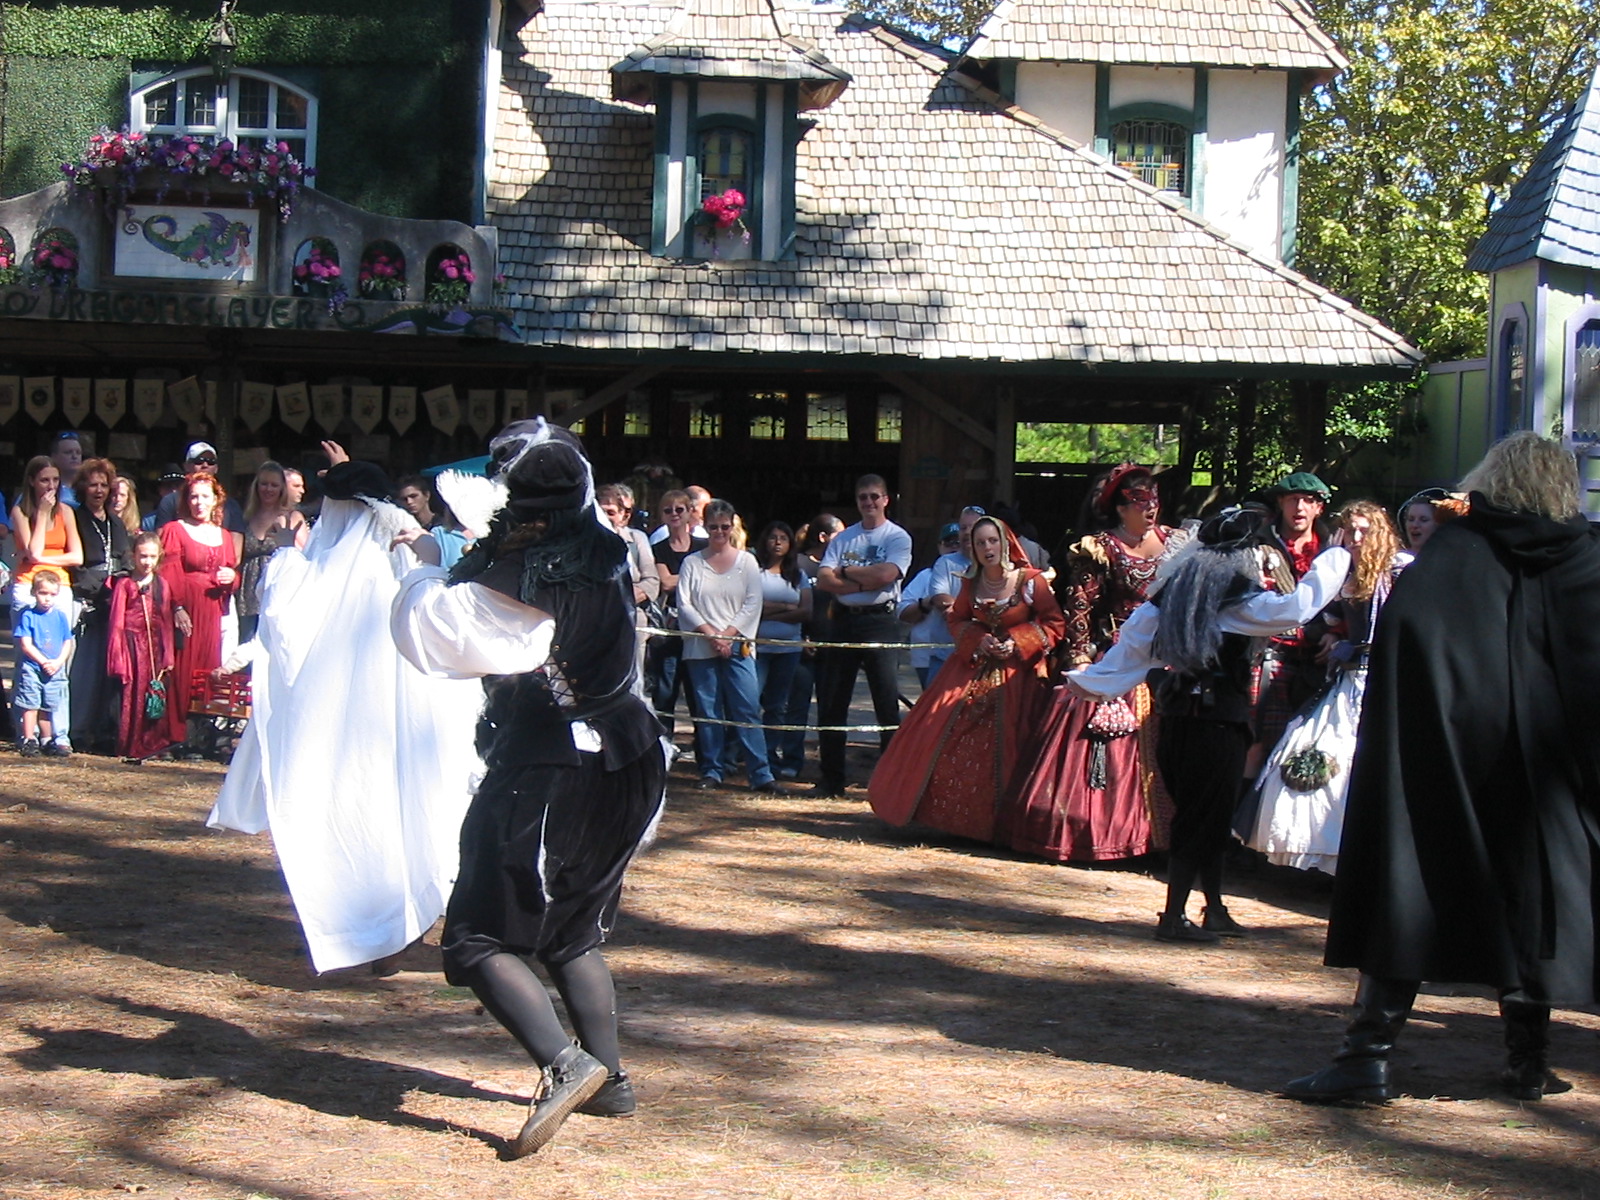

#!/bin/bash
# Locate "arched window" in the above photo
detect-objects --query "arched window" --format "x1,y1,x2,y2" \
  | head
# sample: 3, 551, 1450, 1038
1497, 314, 1528, 437
1573, 320, 1600, 442
691, 123, 755, 260
1112, 118, 1189, 194
132, 68, 316, 170
698, 126, 752, 201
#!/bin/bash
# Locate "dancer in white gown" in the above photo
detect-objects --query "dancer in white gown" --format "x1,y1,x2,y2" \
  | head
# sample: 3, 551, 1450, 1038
208, 443, 481, 973
1245, 500, 1405, 874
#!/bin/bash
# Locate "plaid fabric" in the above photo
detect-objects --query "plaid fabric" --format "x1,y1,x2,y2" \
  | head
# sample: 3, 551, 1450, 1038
1253, 652, 1322, 748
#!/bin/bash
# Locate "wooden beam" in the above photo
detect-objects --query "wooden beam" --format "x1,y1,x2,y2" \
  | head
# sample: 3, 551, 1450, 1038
553, 367, 661, 428
993, 387, 1016, 504
880, 371, 995, 451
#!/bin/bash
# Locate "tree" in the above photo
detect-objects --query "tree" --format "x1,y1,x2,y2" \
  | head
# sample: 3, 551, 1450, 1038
1300, 0, 1600, 361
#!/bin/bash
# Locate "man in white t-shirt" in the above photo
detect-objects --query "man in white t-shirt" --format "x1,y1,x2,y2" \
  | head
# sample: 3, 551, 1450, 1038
899, 521, 962, 687
811, 474, 913, 796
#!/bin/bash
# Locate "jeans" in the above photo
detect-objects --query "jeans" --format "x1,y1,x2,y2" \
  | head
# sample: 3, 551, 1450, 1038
780, 652, 816, 772
816, 608, 904, 788
756, 650, 801, 771
647, 636, 708, 763
685, 653, 774, 787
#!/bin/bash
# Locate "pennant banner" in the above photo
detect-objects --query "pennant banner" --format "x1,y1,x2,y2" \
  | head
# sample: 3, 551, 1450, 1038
503, 388, 529, 424
168, 376, 204, 424
311, 384, 345, 431
23, 377, 55, 424
349, 385, 383, 435
389, 386, 416, 436
422, 384, 459, 436
467, 389, 497, 437
132, 379, 165, 428
239, 382, 275, 432
0, 376, 19, 425
277, 382, 311, 433
94, 379, 128, 427
62, 378, 91, 426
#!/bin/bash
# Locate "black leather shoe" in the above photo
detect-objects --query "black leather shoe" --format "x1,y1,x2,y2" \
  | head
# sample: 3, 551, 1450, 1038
576, 1071, 636, 1118
1280, 1057, 1392, 1104
807, 782, 846, 798
508, 1043, 608, 1158
1500, 998, 1554, 1100
1201, 905, 1247, 937
1154, 911, 1219, 943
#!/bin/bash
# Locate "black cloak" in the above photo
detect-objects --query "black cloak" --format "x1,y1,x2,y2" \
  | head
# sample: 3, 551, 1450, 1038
1324, 496, 1600, 1005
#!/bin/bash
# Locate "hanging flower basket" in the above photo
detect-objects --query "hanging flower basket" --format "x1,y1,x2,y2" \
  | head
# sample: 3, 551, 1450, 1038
426, 250, 475, 306
693, 189, 750, 258
29, 231, 79, 289
61, 128, 314, 222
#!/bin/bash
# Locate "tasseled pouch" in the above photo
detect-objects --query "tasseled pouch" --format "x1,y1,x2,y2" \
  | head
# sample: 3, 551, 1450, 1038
1084, 697, 1137, 790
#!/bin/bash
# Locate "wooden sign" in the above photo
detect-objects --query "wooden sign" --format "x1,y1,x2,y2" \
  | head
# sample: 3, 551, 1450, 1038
422, 384, 459, 436
349, 385, 383, 435
311, 384, 345, 431
62, 378, 92, 425
94, 379, 128, 427
23, 377, 55, 424
132, 379, 165, 427
239, 381, 274, 432
277, 381, 310, 433
389, 386, 416, 435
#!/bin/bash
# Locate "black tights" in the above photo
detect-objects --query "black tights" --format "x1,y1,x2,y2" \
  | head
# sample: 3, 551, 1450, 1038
464, 948, 622, 1072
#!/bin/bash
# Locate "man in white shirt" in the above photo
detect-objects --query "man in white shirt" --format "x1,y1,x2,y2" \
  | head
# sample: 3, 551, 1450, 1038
811, 474, 913, 796
899, 521, 962, 686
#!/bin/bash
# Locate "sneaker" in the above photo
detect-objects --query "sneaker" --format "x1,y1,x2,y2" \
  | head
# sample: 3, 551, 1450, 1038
18, 739, 40, 758
508, 1043, 608, 1158
42, 739, 71, 758
576, 1070, 636, 1118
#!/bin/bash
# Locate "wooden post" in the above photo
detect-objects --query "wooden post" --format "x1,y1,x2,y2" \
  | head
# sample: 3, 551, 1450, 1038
1234, 379, 1258, 496
1296, 379, 1329, 470
993, 385, 1016, 505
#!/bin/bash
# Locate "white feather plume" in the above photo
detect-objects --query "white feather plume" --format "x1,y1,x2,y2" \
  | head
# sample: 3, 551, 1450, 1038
435, 469, 508, 539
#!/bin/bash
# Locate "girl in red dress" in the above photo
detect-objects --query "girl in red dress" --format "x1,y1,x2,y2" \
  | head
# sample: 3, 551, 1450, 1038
108, 531, 177, 761
158, 474, 239, 755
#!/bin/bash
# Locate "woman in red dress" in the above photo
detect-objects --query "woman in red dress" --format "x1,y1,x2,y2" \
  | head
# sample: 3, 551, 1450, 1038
999, 464, 1186, 861
108, 531, 178, 761
158, 474, 239, 754
869, 516, 1064, 843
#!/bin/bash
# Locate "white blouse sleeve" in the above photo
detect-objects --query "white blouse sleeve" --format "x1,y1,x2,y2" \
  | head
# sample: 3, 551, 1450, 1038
391, 566, 555, 679
1068, 601, 1159, 698
1219, 547, 1351, 636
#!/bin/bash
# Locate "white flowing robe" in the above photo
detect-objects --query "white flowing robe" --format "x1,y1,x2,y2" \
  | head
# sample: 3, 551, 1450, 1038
208, 498, 482, 973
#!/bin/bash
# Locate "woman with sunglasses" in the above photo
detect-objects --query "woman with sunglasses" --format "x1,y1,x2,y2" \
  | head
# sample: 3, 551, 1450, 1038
1000, 464, 1187, 864
677, 499, 781, 791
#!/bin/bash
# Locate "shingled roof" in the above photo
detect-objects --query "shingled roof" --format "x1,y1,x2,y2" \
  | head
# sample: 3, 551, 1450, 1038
965, 0, 1346, 74
611, 0, 850, 108
1468, 65, 1600, 274
492, 1, 1416, 375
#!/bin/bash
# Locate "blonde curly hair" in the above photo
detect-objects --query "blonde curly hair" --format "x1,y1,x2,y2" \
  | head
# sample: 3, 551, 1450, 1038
1459, 432, 1580, 520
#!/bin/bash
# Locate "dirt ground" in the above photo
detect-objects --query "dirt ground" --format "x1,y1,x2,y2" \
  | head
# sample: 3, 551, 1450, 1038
1, 749, 1597, 1200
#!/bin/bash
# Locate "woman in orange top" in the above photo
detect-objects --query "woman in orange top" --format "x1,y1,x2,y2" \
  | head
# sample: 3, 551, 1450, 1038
9, 455, 83, 612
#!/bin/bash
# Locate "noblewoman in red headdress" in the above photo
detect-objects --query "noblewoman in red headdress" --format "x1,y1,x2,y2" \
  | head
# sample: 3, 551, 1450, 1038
868, 514, 1064, 842
996, 464, 1188, 862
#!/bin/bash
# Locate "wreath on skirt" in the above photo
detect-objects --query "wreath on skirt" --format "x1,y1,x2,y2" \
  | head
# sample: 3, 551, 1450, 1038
1280, 746, 1339, 792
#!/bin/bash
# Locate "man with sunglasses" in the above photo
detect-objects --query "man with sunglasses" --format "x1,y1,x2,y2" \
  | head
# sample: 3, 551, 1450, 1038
51, 431, 84, 508
812, 474, 912, 796
152, 441, 247, 534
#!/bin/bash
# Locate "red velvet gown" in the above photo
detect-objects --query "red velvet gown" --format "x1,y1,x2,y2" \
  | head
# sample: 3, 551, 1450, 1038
158, 521, 238, 746
869, 569, 1063, 843
1000, 529, 1179, 861
107, 574, 177, 760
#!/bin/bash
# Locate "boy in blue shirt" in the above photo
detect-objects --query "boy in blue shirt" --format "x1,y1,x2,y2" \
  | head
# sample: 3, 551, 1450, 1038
14, 568, 73, 757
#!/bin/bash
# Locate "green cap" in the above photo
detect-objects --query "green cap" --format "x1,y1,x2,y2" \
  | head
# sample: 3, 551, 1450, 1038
1268, 471, 1331, 503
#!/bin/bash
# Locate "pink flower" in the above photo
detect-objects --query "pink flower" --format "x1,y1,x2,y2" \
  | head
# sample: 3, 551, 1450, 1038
722, 189, 745, 209
442, 263, 458, 280
49, 253, 73, 270
276, 141, 290, 154
219, 163, 235, 176
463, 269, 476, 283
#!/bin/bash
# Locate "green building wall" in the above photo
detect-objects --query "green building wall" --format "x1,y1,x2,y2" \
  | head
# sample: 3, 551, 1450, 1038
0, 0, 488, 222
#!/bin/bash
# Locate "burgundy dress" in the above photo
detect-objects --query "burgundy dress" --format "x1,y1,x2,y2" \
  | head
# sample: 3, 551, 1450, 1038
107, 575, 177, 760
158, 521, 238, 745
999, 529, 1180, 861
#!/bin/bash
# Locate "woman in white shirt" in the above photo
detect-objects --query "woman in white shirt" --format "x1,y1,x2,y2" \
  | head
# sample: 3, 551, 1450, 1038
677, 499, 779, 791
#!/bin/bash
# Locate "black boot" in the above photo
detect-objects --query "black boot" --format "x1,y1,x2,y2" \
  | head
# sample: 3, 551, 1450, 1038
1281, 976, 1417, 1104
1500, 998, 1552, 1101
508, 1042, 609, 1158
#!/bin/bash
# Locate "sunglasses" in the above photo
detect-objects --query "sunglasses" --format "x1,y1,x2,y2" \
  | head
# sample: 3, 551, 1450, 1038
665, 505, 688, 514
705, 522, 734, 531
192, 456, 218, 466
857, 492, 885, 502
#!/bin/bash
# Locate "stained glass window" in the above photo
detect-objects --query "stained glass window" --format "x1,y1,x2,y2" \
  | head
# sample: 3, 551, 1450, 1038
623, 393, 651, 438
1112, 119, 1188, 194
806, 393, 849, 441
749, 390, 787, 440
876, 395, 902, 443
1574, 322, 1600, 441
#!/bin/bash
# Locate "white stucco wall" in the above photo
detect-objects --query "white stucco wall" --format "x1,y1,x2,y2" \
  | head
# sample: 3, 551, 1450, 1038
699, 81, 757, 120
1014, 61, 1096, 145
1204, 69, 1287, 260
1107, 66, 1195, 111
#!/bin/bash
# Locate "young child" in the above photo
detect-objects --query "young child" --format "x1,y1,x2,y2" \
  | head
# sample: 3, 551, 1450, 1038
13, 568, 74, 757
107, 532, 176, 763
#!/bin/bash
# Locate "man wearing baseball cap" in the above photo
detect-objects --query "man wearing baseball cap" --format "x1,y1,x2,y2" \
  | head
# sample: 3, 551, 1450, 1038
153, 441, 246, 533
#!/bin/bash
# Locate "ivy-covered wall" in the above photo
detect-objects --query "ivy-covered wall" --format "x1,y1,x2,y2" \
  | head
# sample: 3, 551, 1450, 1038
0, 0, 487, 220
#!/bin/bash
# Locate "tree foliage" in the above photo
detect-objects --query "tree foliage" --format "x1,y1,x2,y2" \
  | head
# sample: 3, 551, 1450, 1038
1300, 0, 1600, 360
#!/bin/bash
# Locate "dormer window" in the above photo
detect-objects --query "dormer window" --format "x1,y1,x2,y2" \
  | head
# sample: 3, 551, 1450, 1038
132, 68, 317, 170
1113, 118, 1188, 194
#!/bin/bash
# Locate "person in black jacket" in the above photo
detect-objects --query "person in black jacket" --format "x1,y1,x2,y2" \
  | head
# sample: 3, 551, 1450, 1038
1283, 432, 1600, 1105
393, 420, 667, 1157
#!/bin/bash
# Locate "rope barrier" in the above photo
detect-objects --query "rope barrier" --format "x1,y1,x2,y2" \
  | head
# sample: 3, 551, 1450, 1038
640, 625, 953, 652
